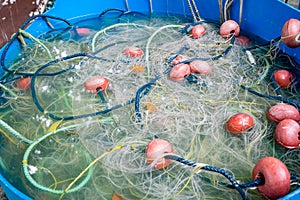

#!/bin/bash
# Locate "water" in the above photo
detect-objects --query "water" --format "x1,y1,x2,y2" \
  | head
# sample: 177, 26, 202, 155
0, 11, 299, 200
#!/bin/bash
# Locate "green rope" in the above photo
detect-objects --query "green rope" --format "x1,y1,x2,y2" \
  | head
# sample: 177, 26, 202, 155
22, 124, 93, 195
18, 29, 53, 60
0, 83, 18, 98
91, 23, 149, 52
0, 119, 33, 144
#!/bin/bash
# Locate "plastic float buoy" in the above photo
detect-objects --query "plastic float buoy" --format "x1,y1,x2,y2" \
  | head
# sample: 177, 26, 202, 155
72, 28, 91, 37
84, 76, 109, 93
122, 46, 144, 57
170, 54, 189, 66
191, 24, 206, 38
146, 139, 174, 170
267, 103, 300, 123
189, 60, 211, 75
235, 35, 251, 47
219, 20, 240, 38
281, 18, 300, 48
16, 77, 31, 90
225, 113, 254, 135
275, 119, 300, 149
252, 157, 290, 200
273, 69, 293, 88
169, 63, 191, 81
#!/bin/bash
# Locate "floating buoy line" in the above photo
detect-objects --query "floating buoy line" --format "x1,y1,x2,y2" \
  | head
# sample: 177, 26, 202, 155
0, 4, 299, 200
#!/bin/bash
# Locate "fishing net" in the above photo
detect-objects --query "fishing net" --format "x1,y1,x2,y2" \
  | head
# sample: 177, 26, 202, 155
0, 2, 300, 200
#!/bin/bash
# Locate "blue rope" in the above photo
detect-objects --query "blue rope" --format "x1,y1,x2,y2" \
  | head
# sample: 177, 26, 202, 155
98, 8, 127, 18
135, 76, 160, 122
241, 85, 300, 108
133, 31, 234, 122
219, 179, 263, 189
27, 51, 156, 121
0, 31, 22, 73
96, 88, 107, 104
0, 15, 73, 74
164, 155, 198, 167
164, 154, 248, 200
0, 14, 236, 123
19, 14, 72, 30
184, 74, 206, 86
181, 21, 205, 34
175, 36, 235, 64
291, 172, 300, 180
29, 52, 128, 120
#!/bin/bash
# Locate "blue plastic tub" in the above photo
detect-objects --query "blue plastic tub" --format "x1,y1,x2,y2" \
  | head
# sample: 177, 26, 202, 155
0, 0, 299, 199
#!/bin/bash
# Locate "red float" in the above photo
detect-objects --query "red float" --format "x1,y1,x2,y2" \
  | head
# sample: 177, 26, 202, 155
252, 157, 290, 199
169, 63, 191, 81
191, 24, 206, 39
235, 35, 251, 47
122, 46, 144, 57
225, 113, 254, 135
219, 20, 240, 38
146, 139, 174, 170
16, 77, 31, 90
170, 54, 189, 66
281, 18, 300, 48
275, 119, 300, 149
267, 103, 300, 123
189, 60, 211, 75
273, 69, 293, 88
72, 28, 91, 37
84, 76, 109, 93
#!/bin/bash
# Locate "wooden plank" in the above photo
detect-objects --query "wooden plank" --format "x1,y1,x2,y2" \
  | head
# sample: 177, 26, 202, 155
0, 0, 49, 47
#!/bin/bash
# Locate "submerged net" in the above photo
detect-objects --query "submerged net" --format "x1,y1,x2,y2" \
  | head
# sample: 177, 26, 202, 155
0, 3, 300, 200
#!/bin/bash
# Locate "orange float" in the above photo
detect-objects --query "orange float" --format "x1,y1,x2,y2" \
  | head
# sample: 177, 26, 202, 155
169, 63, 191, 81
281, 18, 300, 48
16, 77, 31, 90
267, 103, 300, 123
273, 69, 293, 88
84, 76, 109, 93
146, 139, 174, 170
189, 60, 211, 75
219, 20, 240, 38
252, 157, 290, 199
275, 119, 300, 149
122, 46, 144, 57
225, 113, 254, 135
191, 24, 206, 38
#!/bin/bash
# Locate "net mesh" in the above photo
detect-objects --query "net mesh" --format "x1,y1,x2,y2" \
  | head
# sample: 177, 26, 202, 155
0, 3, 299, 200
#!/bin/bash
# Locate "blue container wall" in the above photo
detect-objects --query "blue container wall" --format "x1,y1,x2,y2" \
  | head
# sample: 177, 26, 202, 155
227, 0, 300, 64
0, 0, 299, 199
1, 0, 299, 65
44, 0, 300, 65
